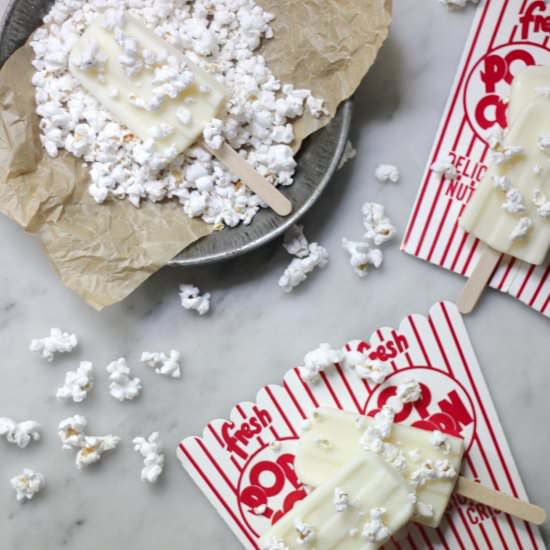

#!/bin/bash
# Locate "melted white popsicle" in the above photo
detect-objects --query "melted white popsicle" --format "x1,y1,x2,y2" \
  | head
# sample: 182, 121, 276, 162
461, 98, 550, 265
508, 65, 550, 124
295, 407, 464, 528
69, 13, 228, 156
260, 455, 414, 550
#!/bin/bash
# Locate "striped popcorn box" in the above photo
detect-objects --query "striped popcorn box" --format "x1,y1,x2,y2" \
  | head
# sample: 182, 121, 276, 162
402, 0, 550, 318
178, 302, 545, 549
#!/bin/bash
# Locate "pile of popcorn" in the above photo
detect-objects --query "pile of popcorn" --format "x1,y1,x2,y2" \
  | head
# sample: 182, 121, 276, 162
30, 0, 327, 229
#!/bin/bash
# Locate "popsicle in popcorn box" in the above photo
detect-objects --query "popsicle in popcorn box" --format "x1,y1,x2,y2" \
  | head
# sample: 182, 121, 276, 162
178, 302, 546, 549
402, 0, 550, 318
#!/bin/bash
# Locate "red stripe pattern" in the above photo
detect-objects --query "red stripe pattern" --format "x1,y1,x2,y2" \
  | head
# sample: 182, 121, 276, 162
177, 302, 544, 549
401, 0, 550, 319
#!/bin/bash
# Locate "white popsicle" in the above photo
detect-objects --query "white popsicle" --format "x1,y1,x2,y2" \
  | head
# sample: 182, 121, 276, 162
69, 13, 228, 157
460, 98, 550, 266
259, 455, 415, 550
508, 65, 550, 125
68, 11, 292, 217
295, 407, 464, 528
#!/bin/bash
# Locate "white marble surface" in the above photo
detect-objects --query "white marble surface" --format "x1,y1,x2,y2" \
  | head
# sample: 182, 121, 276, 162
1, 1, 549, 549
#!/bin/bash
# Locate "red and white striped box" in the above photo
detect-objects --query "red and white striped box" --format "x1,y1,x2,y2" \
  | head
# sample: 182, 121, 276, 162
402, 0, 550, 318
178, 302, 545, 549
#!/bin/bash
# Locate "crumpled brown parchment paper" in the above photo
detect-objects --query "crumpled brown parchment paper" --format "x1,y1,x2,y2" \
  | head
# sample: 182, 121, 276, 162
0, 0, 391, 310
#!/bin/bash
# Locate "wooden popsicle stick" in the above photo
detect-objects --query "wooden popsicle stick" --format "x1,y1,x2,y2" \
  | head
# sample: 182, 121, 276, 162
456, 476, 546, 525
457, 246, 502, 314
201, 140, 293, 217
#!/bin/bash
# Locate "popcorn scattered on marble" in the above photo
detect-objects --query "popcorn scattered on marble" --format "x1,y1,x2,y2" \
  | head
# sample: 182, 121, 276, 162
10, 469, 45, 502
362, 202, 397, 246
279, 243, 329, 293
106, 357, 143, 402
141, 350, 182, 378
30, 328, 78, 362
133, 431, 165, 483
58, 415, 88, 450
56, 361, 94, 403
0, 418, 41, 448
341, 238, 383, 278
342, 202, 396, 278
374, 163, 400, 184
76, 435, 121, 469
58, 415, 120, 469
30, 0, 327, 229
179, 284, 211, 315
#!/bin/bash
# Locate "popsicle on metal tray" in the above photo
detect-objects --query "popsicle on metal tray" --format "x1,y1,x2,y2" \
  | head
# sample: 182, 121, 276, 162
69, 11, 292, 216
259, 455, 415, 550
295, 407, 545, 528
458, 66, 550, 313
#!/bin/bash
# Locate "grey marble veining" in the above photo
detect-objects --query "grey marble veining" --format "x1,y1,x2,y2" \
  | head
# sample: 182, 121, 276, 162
0, 1, 549, 549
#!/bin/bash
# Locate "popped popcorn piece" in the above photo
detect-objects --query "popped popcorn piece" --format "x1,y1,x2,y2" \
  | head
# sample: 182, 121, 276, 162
341, 238, 383, 277
300, 343, 344, 383
31, 0, 326, 229
502, 188, 526, 214
362, 507, 391, 544
486, 126, 505, 150
359, 406, 396, 454
333, 487, 350, 512
374, 163, 400, 184
30, 328, 78, 361
58, 414, 88, 450
179, 284, 211, 315
141, 350, 181, 379
106, 357, 142, 402
203, 118, 225, 150
396, 379, 422, 403
492, 145, 524, 165
10, 469, 45, 502
354, 359, 391, 385
133, 432, 165, 483
362, 202, 397, 246
410, 459, 457, 487
72, 38, 106, 72
539, 134, 550, 152
283, 224, 309, 258
151, 123, 174, 141
492, 174, 511, 191
510, 217, 533, 241
76, 435, 121, 469
337, 140, 357, 170
431, 157, 457, 180
533, 164, 542, 176
0, 418, 41, 448
431, 430, 451, 454
533, 189, 550, 218
279, 243, 329, 293
294, 518, 316, 545
56, 361, 94, 403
